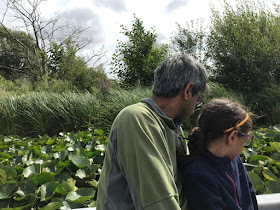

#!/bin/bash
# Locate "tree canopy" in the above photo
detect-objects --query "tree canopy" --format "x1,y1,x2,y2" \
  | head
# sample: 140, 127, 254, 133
170, 20, 207, 64
207, 0, 280, 91
111, 15, 168, 87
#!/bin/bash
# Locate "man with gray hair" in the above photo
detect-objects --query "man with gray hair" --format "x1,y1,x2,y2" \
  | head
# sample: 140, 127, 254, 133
97, 54, 208, 210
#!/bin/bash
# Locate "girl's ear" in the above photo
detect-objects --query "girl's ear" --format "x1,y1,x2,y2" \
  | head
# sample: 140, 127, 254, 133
227, 130, 239, 145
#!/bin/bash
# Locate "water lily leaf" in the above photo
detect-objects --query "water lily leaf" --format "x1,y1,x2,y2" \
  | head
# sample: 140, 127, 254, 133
32, 172, 55, 186
95, 144, 106, 152
46, 139, 55, 145
275, 162, 280, 169
243, 150, 258, 161
22, 164, 40, 178
274, 124, 280, 131
268, 142, 280, 152
0, 152, 12, 160
41, 145, 52, 154
0, 183, 17, 199
248, 171, 266, 194
270, 153, 280, 161
68, 154, 90, 168
88, 180, 98, 188
56, 173, 72, 183
55, 179, 77, 195
76, 169, 86, 179
40, 181, 59, 201
89, 200, 97, 207
40, 202, 63, 210
60, 200, 83, 210
248, 155, 273, 165
270, 166, 280, 175
274, 134, 280, 142
0, 169, 7, 184
67, 145, 75, 152
267, 180, 280, 193
53, 150, 68, 161
66, 188, 95, 203
16, 179, 36, 197
262, 170, 278, 181
4, 194, 36, 209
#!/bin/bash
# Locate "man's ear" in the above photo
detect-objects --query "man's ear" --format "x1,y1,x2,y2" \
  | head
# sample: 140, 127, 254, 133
183, 82, 195, 100
227, 130, 238, 145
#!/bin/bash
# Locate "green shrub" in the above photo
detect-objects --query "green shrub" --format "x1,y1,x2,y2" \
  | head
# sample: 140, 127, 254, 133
207, 0, 280, 91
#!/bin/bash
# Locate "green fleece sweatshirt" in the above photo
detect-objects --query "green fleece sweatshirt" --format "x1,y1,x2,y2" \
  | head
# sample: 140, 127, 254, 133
97, 99, 188, 210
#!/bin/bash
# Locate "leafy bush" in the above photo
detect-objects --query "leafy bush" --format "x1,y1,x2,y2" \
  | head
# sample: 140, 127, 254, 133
207, 0, 280, 91
0, 128, 108, 209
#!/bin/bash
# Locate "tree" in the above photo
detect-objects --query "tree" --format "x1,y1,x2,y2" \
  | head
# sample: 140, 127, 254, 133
0, 0, 106, 81
0, 26, 39, 80
170, 19, 207, 64
207, 0, 280, 91
48, 39, 108, 91
111, 15, 169, 87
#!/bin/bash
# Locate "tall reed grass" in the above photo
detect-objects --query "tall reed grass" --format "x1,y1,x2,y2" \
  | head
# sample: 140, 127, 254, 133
243, 86, 280, 126
0, 83, 279, 137
97, 87, 152, 129
0, 92, 100, 136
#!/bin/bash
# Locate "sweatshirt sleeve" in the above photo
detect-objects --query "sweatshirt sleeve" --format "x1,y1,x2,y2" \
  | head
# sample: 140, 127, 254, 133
183, 170, 225, 210
116, 105, 181, 209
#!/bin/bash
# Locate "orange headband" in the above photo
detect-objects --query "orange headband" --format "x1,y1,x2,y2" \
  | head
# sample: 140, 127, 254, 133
224, 113, 249, 133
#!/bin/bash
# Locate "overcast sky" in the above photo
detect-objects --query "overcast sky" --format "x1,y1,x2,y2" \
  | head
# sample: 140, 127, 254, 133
1, 0, 278, 78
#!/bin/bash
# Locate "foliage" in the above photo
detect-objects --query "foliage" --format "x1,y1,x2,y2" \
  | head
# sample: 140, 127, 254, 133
207, 0, 280, 91
0, 27, 109, 92
0, 88, 149, 137
97, 87, 152, 129
0, 92, 101, 136
0, 125, 279, 209
48, 39, 109, 91
0, 26, 39, 80
1, 0, 106, 79
111, 15, 169, 87
0, 128, 108, 209
170, 19, 208, 64
241, 125, 280, 194
0, 76, 32, 94
243, 86, 280, 126
0, 83, 279, 137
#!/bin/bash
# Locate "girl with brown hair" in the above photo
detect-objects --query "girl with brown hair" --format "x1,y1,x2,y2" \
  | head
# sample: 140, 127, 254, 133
177, 98, 258, 210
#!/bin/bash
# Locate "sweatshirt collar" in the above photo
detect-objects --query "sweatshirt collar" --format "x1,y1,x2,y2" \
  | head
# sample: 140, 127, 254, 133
203, 150, 232, 167
141, 98, 179, 129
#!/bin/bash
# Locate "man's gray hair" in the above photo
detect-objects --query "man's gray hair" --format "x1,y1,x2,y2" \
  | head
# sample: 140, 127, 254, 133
152, 54, 208, 97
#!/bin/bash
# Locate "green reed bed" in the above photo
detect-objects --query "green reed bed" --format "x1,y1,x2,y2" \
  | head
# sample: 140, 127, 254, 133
97, 87, 152, 129
0, 92, 101, 136
0, 84, 279, 137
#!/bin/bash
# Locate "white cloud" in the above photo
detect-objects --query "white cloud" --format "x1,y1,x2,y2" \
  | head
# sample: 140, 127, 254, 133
93, 0, 126, 12
165, 0, 191, 13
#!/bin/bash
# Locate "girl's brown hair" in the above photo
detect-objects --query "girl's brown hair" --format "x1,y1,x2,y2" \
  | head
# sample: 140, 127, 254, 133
177, 98, 252, 168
